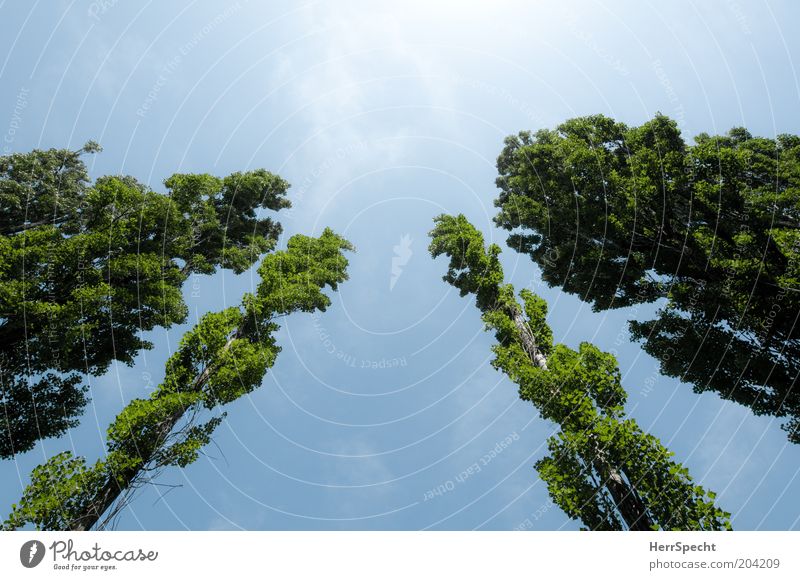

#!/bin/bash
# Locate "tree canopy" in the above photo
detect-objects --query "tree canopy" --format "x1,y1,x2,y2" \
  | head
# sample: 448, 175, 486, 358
3, 228, 353, 530
494, 115, 800, 443
429, 213, 731, 530
0, 143, 291, 457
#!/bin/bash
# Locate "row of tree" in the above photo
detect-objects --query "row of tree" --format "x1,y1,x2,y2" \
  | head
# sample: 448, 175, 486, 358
4, 228, 352, 531
0, 143, 291, 458
494, 114, 800, 443
3, 114, 794, 529
429, 214, 729, 530
0, 145, 353, 530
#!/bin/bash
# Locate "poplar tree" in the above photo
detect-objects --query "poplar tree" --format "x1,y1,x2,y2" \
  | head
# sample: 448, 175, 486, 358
3, 229, 353, 531
429, 214, 730, 530
1, 143, 291, 457
494, 115, 800, 443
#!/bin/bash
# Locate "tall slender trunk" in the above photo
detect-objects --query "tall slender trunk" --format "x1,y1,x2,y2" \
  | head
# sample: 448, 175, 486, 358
600, 464, 653, 530
69, 333, 238, 531
70, 407, 184, 531
512, 312, 548, 370
509, 305, 655, 530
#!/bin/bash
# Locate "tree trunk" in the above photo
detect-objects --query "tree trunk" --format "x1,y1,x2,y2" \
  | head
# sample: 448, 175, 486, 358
512, 311, 548, 370
68, 334, 238, 531
508, 304, 655, 530
70, 409, 184, 530
595, 455, 654, 530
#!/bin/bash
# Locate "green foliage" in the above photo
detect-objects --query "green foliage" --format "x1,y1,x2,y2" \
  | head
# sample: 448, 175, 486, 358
105, 392, 205, 473
519, 289, 553, 355
4, 229, 352, 530
0, 373, 87, 459
2, 452, 105, 531
154, 415, 226, 469
255, 228, 356, 317
0, 144, 291, 457
494, 114, 800, 442
429, 213, 730, 530
595, 417, 731, 530
535, 435, 622, 531
0, 142, 97, 235
429, 214, 504, 311
535, 418, 731, 531
509, 343, 626, 427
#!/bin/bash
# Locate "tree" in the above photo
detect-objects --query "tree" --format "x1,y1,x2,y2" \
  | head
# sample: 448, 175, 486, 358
494, 115, 800, 443
0, 143, 291, 457
429, 214, 730, 530
3, 229, 353, 530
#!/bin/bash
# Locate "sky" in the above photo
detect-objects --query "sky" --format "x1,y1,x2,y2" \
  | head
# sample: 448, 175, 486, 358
1, 0, 800, 530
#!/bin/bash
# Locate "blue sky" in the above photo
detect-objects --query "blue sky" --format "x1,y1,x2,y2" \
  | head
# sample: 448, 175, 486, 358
1, 0, 799, 530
